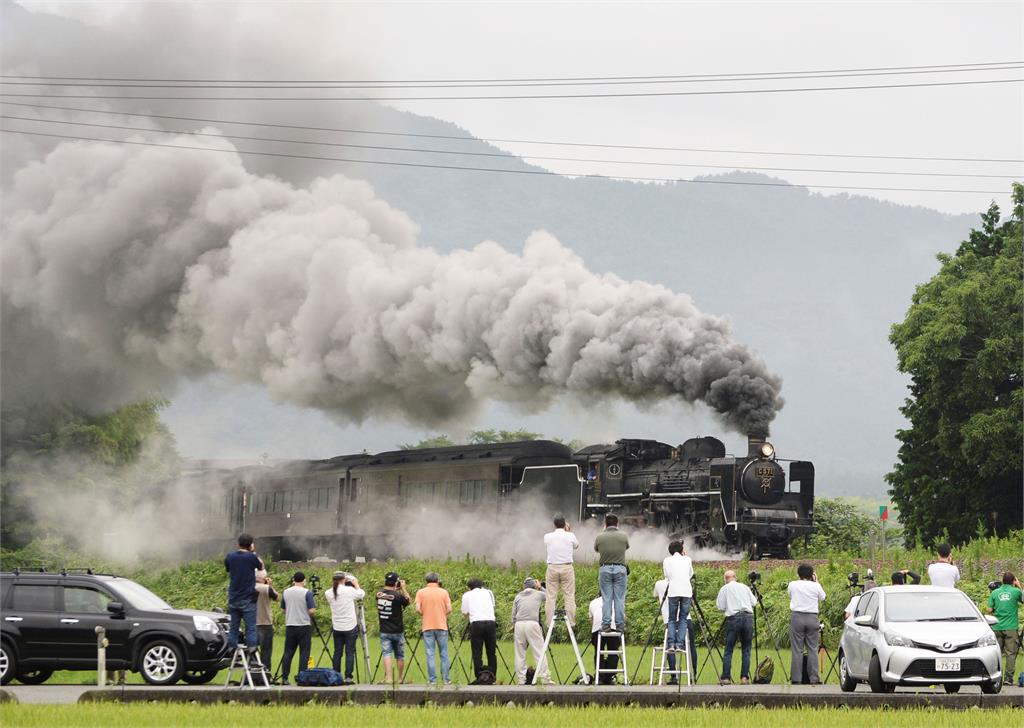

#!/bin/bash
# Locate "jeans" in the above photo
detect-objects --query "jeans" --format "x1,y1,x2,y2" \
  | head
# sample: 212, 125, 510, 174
599, 565, 628, 630
422, 629, 450, 684
469, 621, 497, 678
667, 596, 692, 649
789, 612, 820, 684
332, 627, 358, 678
722, 612, 754, 680
281, 625, 312, 681
380, 632, 405, 659
256, 625, 274, 669
227, 600, 258, 650
663, 620, 697, 681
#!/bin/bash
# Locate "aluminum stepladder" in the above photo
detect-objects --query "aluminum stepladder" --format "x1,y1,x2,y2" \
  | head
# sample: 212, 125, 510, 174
534, 609, 591, 685
650, 626, 692, 686
596, 629, 628, 686
224, 645, 271, 689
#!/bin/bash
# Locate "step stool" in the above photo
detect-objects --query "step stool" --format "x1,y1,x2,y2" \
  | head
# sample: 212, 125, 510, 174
224, 645, 271, 689
596, 630, 629, 686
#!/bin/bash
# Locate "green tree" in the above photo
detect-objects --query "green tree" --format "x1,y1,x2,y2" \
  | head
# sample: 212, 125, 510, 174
887, 183, 1023, 546
804, 498, 880, 554
399, 434, 456, 450
468, 428, 543, 444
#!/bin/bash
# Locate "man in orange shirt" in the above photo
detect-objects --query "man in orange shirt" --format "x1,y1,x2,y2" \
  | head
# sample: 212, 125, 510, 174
415, 572, 452, 685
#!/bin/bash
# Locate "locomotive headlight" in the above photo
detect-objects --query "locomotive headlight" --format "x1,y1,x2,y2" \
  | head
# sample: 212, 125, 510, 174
759, 442, 775, 459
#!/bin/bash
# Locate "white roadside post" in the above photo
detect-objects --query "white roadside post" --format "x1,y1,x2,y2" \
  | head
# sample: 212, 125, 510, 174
95, 625, 108, 687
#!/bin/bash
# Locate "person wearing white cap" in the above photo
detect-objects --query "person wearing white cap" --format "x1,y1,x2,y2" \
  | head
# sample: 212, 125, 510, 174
325, 570, 365, 684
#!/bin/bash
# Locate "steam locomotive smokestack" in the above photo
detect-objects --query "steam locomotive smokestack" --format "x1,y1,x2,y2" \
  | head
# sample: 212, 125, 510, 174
747, 432, 768, 458
2, 137, 784, 432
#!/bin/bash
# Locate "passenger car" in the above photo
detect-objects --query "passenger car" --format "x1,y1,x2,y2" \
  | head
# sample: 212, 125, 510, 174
838, 586, 1002, 694
0, 570, 230, 686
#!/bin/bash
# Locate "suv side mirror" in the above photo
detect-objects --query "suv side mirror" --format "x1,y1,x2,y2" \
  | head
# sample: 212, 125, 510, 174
854, 614, 875, 628
106, 602, 125, 617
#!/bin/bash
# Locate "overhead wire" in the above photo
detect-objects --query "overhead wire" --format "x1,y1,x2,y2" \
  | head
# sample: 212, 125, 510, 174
3, 59, 1020, 84
2, 101, 1020, 164
2, 113, 1018, 180
1, 77, 1022, 100
1, 127, 1011, 195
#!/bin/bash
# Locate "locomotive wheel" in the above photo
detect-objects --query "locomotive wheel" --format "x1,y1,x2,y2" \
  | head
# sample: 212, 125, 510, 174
749, 540, 761, 561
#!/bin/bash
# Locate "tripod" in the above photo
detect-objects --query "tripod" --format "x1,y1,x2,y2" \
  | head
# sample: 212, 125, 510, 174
271, 616, 334, 682
451, 620, 515, 684
750, 581, 789, 683
690, 586, 726, 682
354, 600, 372, 683
536, 609, 591, 685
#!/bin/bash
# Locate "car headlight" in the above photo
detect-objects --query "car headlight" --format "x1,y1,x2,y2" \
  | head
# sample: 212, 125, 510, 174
193, 615, 219, 633
977, 633, 997, 647
760, 443, 775, 458
883, 632, 913, 647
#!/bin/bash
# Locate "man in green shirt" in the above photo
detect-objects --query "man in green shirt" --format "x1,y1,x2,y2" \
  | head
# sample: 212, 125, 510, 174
985, 572, 1023, 685
594, 513, 630, 633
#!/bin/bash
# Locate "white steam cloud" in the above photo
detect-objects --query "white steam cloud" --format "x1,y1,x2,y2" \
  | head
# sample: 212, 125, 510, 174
2, 135, 783, 433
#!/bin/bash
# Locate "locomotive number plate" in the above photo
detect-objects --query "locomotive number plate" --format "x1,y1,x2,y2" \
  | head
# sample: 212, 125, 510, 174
755, 466, 775, 491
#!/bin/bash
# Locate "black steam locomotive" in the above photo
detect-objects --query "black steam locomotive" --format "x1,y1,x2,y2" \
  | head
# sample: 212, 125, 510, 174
185, 433, 813, 560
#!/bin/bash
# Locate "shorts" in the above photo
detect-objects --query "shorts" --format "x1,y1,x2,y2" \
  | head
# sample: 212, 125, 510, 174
380, 632, 406, 659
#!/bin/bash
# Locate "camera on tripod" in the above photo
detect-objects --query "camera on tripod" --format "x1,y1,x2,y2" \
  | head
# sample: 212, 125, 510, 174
988, 580, 1000, 591
309, 573, 321, 591
847, 572, 860, 589
748, 571, 760, 585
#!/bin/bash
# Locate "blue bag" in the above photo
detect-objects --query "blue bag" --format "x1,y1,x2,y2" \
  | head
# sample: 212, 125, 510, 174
295, 667, 344, 686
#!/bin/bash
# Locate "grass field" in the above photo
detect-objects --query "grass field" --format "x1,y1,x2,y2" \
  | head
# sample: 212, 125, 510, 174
39, 634, 824, 687
2, 704, 1014, 728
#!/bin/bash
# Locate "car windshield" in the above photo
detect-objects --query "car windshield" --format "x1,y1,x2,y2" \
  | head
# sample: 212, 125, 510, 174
108, 579, 173, 611
884, 591, 980, 623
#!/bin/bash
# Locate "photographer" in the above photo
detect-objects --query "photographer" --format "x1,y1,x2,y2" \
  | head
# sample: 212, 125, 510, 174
376, 572, 410, 684
588, 594, 619, 685
654, 577, 695, 685
512, 577, 552, 684
255, 570, 277, 670
460, 578, 498, 683
927, 543, 961, 587
415, 572, 452, 685
224, 533, 265, 654
787, 563, 826, 685
715, 570, 756, 685
985, 572, 1023, 686
279, 571, 316, 685
594, 513, 630, 634
662, 540, 693, 653
890, 569, 921, 586
325, 571, 365, 684
543, 516, 579, 629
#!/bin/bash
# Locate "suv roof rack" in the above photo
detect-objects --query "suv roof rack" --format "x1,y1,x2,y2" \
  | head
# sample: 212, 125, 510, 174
61, 567, 95, 576
8, 567, 48, 575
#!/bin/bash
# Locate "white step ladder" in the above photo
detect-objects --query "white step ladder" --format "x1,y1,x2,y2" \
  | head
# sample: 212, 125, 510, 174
535, 609, 591, 685
650, 627, 691, 686
596, 630, 628, 685
224, 645, 271, 689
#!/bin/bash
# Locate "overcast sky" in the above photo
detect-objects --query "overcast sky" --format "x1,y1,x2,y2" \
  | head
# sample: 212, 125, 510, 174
18, 0, 1023, 214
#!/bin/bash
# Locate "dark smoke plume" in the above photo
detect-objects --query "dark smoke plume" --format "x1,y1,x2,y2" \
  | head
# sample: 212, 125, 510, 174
1, 135, 783, 433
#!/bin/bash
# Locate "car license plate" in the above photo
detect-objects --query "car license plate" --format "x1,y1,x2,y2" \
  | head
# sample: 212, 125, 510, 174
935, 658, 960, 672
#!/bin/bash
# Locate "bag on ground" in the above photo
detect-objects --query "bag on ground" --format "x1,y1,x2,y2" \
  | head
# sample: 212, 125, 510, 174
753, 657, 774, 684
295, 667, 344, 686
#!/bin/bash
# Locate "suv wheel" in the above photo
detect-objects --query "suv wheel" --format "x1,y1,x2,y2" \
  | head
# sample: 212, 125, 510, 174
867, 653, 894, 693
838, 651, 856, 692
140, 640, 185, 686
0, 643, 14, 686
16, 669, 53, 685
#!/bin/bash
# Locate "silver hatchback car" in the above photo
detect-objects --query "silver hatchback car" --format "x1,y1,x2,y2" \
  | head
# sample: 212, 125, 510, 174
838, 586, 1002, 694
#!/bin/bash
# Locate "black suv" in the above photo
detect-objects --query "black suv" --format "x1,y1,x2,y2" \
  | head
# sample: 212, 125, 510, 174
0, 570, 230, 686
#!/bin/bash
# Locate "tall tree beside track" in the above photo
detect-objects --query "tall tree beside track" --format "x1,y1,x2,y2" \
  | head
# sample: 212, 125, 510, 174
887, 183, 1023, 546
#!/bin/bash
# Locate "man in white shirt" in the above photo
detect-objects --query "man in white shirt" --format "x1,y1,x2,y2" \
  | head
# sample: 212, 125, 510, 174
662, 540, 694, 652
843, 593, 860, 621
460, 578, 498, 683
588, 596, 619, 685
543, 516, 579, 628
927, 543, 961, 588
654, 578, 694, 685
715, 570, 756, 685
325, 571, 366, 684
787, 563, 826, 685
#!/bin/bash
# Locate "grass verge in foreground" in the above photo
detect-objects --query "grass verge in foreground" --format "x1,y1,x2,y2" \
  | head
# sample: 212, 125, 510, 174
2, 705, 1014, 728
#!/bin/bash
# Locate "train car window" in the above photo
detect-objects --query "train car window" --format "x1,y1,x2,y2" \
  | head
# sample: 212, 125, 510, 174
273, 492, 284, 512
283, 490, 293, 512
349, 479, 360, 502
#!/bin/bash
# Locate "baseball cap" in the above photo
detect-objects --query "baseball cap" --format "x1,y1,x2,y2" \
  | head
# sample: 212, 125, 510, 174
523, 577, 536, 589
385, 571, 400, 586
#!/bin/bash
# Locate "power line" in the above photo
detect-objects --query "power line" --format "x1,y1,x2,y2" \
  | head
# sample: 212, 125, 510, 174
4, 64, 1023, 89
2, 77, 1021, 101
2, 127, 1011, 195
3, 101, 1020, 164
4, 114, 1018, 180
4, 59, 1020, 84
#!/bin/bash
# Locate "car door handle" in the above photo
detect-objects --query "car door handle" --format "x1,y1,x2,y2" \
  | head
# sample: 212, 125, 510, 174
4, 616, 23, 622
60, 618, 80, 624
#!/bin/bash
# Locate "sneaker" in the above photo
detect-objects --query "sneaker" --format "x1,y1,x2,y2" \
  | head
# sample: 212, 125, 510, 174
444, 680, 453, 686
740, 677, 750, 685
342, 677, 355, 685
719, 678, 732, 685
600, 626, 614, 634
667, 679, 679, 686
280, 679, 290, 686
